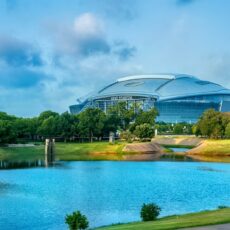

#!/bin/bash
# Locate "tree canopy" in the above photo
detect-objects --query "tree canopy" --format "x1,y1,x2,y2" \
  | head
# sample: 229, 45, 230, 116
194, 109, 230, 139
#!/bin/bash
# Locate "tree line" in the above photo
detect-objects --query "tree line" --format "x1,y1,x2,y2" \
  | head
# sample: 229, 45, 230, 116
0, 105, 229, 144
0, 102, 158, 144
193, 109, 230, 139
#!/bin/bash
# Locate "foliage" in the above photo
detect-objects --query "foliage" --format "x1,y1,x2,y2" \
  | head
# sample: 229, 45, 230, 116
173, 123, 184, 134
135, 108, 158, 127
140, 203, 161, 221
0, 120, 17, 143
119, 130, 134, 142
38, 110, 59, 122
218, 205, 228, 209
225, 123, 230, 138
195, 109, 230, 139
98, 208, 230, 230
134, 123, 155, 139
77, 108, 106, 142
37, 116, 57, 137
155, 122, 193, 135
107, 102, 135, 130
65, 211, 89, 230
0, 102, 159, 143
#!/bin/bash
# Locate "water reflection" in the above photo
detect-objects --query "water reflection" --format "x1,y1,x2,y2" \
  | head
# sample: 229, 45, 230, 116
1, 160, 45, 169
0, 154, 56, 169
160, 154, 194, 162
197, 166, 225, 172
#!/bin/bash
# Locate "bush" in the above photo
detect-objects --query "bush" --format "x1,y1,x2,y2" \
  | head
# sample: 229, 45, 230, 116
225, 123, 230, 138
134, 123, 155, 140
120, 130, 134, 142
218, 205, 228, 209
140, 203, 161, 221
65, 211, 89, 230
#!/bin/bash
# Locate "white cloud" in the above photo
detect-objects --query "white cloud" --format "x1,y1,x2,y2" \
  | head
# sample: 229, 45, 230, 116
74, 13, 104, 37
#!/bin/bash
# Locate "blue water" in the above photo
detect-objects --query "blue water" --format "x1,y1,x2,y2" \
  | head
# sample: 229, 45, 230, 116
170, 147, 189, 152
0, 161, 230, 230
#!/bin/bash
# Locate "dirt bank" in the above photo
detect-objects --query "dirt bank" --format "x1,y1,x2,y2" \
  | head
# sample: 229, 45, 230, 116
152, 136, 203, 146
123, 142, 163, 161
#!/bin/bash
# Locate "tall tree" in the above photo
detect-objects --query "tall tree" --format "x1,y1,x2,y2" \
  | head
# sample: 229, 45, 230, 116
108, 102, 135, 130
56, 112, 78, 141
196, 109, 229, 138
225, 122, 230, 138
0, 120, 16, 143
37, 116, 58, 138
78, 108, 106, 142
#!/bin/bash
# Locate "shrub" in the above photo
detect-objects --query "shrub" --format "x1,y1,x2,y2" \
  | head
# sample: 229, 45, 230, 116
134, 123, 155, 140
65, 211, 89, 230
140, 203, 161, 221
218, 205, 228, 209
120, 130, 134, 142
225, 123, 230, 138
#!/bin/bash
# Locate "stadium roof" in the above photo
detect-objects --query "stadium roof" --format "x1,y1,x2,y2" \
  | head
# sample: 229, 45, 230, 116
90, 74, 230, 101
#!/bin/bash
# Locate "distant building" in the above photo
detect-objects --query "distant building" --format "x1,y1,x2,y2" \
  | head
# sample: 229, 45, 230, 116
69, 74, 230, 123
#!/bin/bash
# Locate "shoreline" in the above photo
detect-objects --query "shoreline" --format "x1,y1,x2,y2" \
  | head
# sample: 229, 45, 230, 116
96, 208, 230, 230
0, 137, 230, 163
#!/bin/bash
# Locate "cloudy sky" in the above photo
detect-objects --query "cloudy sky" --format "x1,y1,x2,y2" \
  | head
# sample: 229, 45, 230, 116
0, 0, 230, 117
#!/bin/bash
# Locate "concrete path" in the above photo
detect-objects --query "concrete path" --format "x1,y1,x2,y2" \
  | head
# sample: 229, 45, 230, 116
184, 223, 230, 230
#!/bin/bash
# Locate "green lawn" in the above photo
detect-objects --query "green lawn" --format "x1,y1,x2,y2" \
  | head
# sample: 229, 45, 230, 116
97, 208, 230, 230
0, 145, 44, 161
187, 139, 230, 162
56, 142, 127, 161
0, 142, 129, 161
189, 139, 230, 155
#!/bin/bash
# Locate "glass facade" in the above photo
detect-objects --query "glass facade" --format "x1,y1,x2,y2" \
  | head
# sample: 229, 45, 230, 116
155, 100, 220, 123
69, 74, 230, 123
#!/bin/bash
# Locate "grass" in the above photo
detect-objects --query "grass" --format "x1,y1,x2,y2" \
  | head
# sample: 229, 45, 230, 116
0, 141, 130, 161
0, 145, 44, 161
1, 138, 230, 162
55, 142, 128, 161
96, 208, 230, 230
189, 139, 230, 155
187, 139, 230, 162
158, 139, 230, 163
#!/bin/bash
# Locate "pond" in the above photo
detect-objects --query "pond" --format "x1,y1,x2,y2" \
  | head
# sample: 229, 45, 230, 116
0, 161, 230, 230
169, 147, 190, 152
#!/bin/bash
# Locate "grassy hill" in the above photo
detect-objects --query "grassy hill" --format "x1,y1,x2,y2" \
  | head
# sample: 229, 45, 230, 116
96, 208, 230, 230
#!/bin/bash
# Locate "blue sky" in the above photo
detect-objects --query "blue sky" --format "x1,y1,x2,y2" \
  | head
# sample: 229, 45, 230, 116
0, 0, 230, 117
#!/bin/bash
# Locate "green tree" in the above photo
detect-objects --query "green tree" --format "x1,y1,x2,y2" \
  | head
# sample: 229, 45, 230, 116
65, 211, 89, 230
196, 109, 229, 138
0, 120, 16, 143
103, 112, 120, 135
225, 122, 230, 138
173, 123, 184, 134
78, 108, 106, 142
27, 117, 40, 140
134, 123, 155, 139
55, 112, 78, 141
135, 108, 158, 127
37, 116, 58, 138
140, 203, 161, 221
0, 112, 17, 121
38, 110, 59, 123
13, 118, 39, 139
156, 122, 173, 134
108, 102, 135, 130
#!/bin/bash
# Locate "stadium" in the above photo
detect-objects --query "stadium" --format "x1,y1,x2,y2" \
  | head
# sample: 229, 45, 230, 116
69, 74, 230, 123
